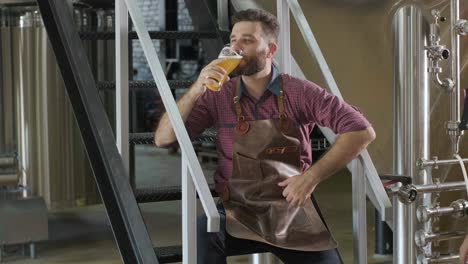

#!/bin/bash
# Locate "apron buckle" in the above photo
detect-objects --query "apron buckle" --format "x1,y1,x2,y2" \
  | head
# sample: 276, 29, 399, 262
235, 117, 250, 135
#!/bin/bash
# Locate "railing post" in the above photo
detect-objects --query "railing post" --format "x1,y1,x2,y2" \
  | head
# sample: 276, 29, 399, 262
352, 156, 367, 264
277, 0, 291, 74
182, 154, 197, 264
116, 0, 130, 175
217, 0, 229, 31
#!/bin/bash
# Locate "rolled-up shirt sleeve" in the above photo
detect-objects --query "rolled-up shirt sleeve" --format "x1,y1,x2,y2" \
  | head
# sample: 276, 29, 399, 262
185, 91, 216, 140
300, 81, 371, 134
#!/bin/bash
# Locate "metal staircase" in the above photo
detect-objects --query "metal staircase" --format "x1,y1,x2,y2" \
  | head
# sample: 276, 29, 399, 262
36, 0, 229, 262
36, 0, 392, 263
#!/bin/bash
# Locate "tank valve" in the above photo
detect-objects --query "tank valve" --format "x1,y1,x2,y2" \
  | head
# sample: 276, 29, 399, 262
426, 46, 450, 61
397, 184, 417, 204
426, 9, 455, 91
456, 19, 468, 35
416, 206, 431, 222
417, 200, 468, 222
450, 199, 468, 218
415, 230, 466, 247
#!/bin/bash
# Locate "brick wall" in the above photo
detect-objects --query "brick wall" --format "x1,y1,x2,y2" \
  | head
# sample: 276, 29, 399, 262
132, 0, 165, 80
132, 0, 197, 81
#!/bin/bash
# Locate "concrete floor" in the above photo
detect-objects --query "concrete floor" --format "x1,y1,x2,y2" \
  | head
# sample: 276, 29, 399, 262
1, 146, 393, 263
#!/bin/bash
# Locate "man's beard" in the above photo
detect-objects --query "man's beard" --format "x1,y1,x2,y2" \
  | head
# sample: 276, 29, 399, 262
233, 50, 267, 76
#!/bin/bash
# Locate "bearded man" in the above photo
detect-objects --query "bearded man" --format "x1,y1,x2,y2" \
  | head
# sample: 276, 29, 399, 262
155, 8, 375, 264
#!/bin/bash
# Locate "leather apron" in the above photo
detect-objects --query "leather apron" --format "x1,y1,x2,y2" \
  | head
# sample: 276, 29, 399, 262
223, 76, 338, 251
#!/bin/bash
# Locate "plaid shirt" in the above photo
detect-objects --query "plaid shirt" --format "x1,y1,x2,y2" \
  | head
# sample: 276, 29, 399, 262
185, 66, 371, 193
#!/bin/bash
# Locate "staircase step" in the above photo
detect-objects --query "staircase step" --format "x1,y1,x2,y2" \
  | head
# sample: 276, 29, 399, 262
80, 30, 226, 40
154, 245, 182, 263
129, 132, 156, 145
135, 184, 217, 203
98, 80, 194, 91
129, 130, 217, 146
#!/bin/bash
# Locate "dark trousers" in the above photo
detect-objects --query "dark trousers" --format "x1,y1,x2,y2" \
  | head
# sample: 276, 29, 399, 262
197, 203, 343, 264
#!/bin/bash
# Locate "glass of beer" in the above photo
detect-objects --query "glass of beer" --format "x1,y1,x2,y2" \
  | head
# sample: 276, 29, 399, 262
206, 45, 243, 92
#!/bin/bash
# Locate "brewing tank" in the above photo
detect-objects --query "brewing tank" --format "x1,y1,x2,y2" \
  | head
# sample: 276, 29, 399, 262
0, 1, 115, 208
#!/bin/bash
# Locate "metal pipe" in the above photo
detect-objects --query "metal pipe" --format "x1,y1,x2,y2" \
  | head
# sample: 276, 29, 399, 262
450, 0, 461, 123
418, 157, 468, 168
417, 199, 468, 222
448, 0, 463, 154
393, 5, 430, 263
417, 254, 461, 264
396, 182, 466, 204
431, 71, 454, 91
415, 181, 466, 193
415, 230, 465, 247
418, 206, 455, 221
426, 11, 454, 92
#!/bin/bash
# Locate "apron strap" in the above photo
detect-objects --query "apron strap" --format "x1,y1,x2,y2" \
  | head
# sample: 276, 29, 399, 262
233, 75, 286, 121
233, 78, 244, 121
277, 77, 286, 119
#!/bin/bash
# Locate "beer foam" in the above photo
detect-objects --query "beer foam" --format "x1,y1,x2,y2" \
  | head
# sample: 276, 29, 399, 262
219, 55, 242, 59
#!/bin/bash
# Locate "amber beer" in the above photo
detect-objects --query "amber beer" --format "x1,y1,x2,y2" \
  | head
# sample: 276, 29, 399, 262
206, 46, 243, 91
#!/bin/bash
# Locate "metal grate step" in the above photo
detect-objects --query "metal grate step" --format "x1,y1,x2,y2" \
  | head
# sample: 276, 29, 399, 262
129, 130, 217, 146
155, 245, 183, 263
135, 184, 218, 203
97, 80, 194, 91
80, 30, 226, 40
130, 133, 156, 146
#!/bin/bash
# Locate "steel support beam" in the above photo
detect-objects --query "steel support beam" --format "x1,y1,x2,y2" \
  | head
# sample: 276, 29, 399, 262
35, 0, 158, 263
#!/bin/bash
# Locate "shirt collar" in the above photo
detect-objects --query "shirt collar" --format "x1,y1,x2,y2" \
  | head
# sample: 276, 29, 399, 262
237, 64, 280, 99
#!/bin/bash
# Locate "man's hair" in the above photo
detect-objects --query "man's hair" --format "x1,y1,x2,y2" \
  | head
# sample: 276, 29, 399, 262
231, 9, 280, 41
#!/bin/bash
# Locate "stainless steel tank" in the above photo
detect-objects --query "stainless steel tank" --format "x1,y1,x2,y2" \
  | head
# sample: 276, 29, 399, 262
0, 2, 115, 208
392, 5, 430, 262
0, 5, 15, 156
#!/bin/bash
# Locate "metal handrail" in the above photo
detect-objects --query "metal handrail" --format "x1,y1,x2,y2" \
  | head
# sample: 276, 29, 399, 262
117, 1, 220, 263
284, 0, 392, 219
276, 1, 393, 263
